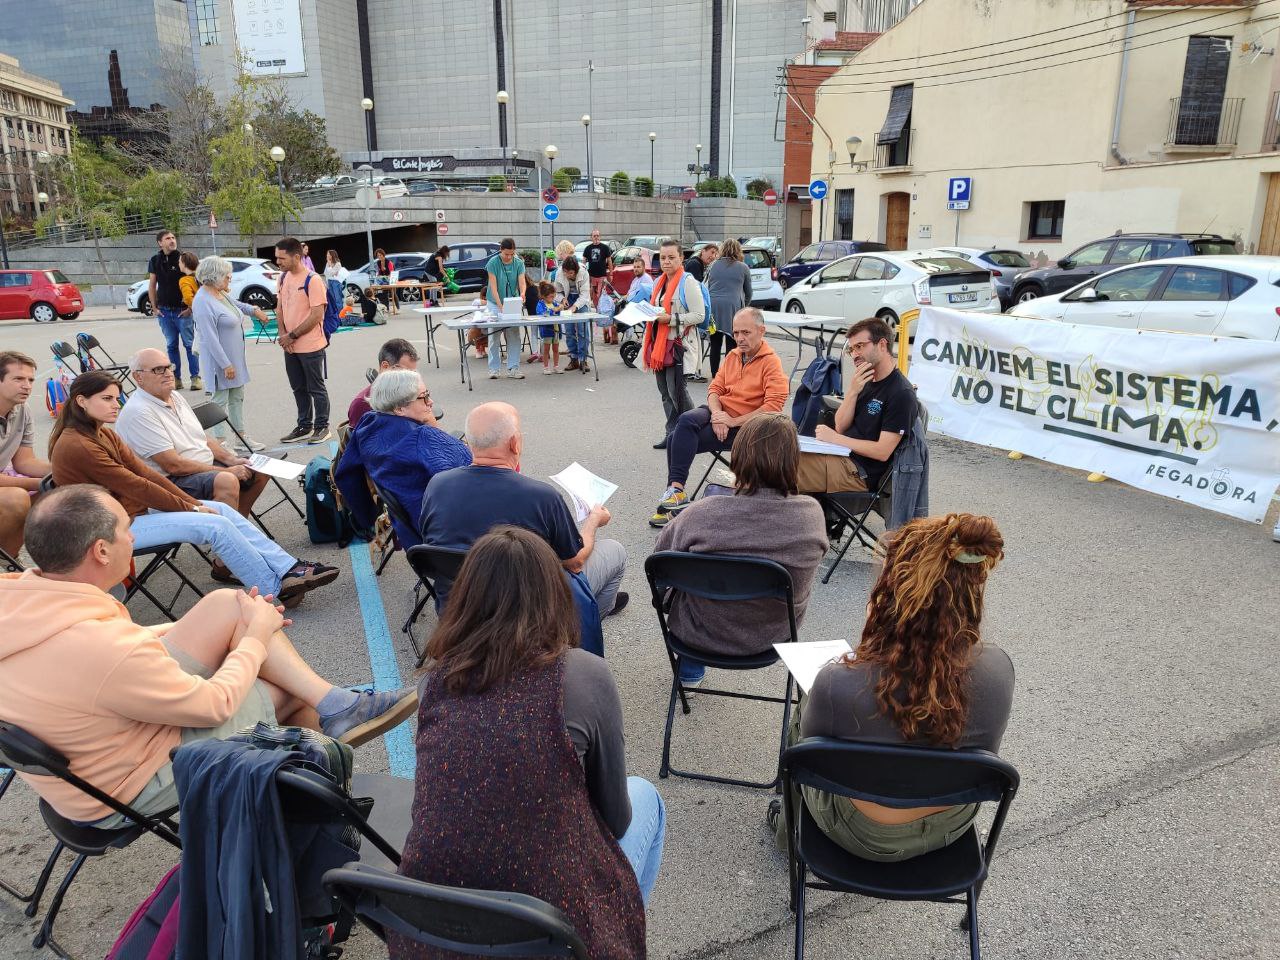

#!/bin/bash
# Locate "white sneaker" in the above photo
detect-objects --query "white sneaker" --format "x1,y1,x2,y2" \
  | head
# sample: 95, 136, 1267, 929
506, 369, 525, 380
489, 371, 501, 380
238, 436, 266, 453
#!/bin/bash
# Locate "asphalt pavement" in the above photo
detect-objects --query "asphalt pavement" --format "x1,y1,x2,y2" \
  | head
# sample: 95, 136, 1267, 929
0, 304, 1276, 959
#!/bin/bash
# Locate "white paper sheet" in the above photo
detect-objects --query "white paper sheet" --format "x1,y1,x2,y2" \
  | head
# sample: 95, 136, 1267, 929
549, 462, 619, 522
616, 301, 659, 327
773, 639, 853, 693
798, 435, 852, 457
246, 454, 306, 480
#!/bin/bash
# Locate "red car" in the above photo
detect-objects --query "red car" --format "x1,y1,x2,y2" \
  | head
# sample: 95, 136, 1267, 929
609, 246, 661, 297
0, 269, 83, 322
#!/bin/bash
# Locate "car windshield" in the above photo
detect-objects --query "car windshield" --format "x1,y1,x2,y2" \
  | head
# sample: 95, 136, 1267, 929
743, 250, 772, 269
45, 270, 71, 284
1190, 240, 1237, 256
910, 257, 979, 274
984, 251, 1030, 268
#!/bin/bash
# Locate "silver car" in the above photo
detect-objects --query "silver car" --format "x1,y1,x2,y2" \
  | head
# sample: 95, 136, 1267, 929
126, 257, 282, 314
936, 247, 1031, 310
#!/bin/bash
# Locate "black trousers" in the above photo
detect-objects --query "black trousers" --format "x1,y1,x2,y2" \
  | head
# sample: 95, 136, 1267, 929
283, 348, 330, 430
668, 405, 739, 486
708, 330, 733, 377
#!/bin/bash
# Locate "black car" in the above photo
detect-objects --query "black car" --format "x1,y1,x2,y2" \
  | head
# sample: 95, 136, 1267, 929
1011, 233, 1237, 303
397, 242, 501, 294
778, 239, 890, 289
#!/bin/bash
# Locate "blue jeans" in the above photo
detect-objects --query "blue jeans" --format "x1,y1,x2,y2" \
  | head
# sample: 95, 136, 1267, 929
678, 658, 706, 684
157, 306, 200, 378
563, 319, 589, 362
129, 500, 296, 595
486, 327, 522, 373
616, 776, 666, 905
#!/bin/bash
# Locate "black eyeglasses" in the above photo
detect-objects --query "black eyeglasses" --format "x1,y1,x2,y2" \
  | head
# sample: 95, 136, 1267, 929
144, 364, 175, 376
416, 392, 431, 403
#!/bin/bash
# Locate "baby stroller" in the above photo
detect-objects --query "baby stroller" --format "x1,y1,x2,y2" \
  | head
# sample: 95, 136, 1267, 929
613, 288, 648, 368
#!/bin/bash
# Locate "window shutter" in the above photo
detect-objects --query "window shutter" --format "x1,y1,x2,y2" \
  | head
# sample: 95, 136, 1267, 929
1177, 36, 1230, 145
878, 84, 914, 144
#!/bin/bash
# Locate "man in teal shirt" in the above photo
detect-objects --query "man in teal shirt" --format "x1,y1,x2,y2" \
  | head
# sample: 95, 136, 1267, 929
484, 238, 529, 379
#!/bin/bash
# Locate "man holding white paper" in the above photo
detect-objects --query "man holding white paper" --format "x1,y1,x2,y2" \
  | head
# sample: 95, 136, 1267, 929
418, 402, 628, 620
116, 348, 269, 519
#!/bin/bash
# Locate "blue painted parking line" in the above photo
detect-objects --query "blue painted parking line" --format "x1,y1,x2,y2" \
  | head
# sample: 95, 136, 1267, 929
348, 542, 415, 779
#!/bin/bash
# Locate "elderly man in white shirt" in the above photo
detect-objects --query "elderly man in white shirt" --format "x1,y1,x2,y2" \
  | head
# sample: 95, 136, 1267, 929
115, 348, 269, 518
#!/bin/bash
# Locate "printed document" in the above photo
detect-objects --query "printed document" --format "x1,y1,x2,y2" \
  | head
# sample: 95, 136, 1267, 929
550, 462, 619, 522
246, 454, 306, 481
773, 639, 854, 693
798, 435, 851, 457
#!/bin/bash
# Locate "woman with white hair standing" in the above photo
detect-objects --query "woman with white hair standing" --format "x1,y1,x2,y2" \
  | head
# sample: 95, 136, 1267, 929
192, 255, 270, 452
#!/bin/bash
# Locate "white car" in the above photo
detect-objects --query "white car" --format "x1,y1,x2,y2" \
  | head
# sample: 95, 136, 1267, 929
743, 245, 783, 310
1006, 256, 1280, 341
126, 257, 282, 316
744, 236, 781, 258
781, 249, 999, 329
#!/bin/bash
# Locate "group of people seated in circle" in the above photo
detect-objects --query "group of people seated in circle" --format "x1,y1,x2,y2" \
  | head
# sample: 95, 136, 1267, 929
0, 298, 1013, 956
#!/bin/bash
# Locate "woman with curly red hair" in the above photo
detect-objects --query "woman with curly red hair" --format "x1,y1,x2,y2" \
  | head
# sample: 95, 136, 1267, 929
774, 512, 1014, 862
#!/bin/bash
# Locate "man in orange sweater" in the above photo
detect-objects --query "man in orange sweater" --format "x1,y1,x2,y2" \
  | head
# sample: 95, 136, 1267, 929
649, 307, 789, 528
0, 484, 417, 824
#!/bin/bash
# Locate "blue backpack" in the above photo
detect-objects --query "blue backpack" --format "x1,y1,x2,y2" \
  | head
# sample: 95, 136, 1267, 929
792, 355, 844, 436
661, 273, 715, 333
292, 273, 343, 345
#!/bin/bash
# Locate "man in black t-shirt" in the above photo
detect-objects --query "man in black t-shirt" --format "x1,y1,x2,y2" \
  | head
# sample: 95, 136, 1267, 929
682, 243, 718, 282
796, 317, 916, 494
146, 229, 202, 391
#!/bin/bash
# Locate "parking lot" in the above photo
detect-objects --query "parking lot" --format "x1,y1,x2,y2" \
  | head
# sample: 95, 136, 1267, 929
0, 306, 1276, 959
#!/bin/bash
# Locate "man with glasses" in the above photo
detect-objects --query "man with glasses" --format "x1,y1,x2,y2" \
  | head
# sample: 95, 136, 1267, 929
116, 349, 270, 522
649, 307, 788, 527
796, 317, 916, 494
347, 338, 420, 427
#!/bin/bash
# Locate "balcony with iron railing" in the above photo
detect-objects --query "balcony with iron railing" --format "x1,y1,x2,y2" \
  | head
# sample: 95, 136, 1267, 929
1165, 97, 1243, 152
873, 129, 914, 172
1265, 91, 1280, 150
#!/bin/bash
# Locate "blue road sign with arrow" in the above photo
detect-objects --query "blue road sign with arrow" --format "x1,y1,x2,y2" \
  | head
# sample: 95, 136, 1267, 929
543, 203, 560, 222
808, 179, 828, 201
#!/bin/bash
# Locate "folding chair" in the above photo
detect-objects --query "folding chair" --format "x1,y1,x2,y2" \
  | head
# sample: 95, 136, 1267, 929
688, 447, 733, 500
48, 340, 86, 375
644, 551, 799, 790
322, 862, 590, 959
0, 545, 22, 572
192, 401, 305, 537
782, 738, 1019, 960
275, 765, 409, 871
73, 333, 136, 392
0, 721, 181, 957
123, 542, 207, 621
0, 766, 61, 913
369, 477, 415, 576
402, 545, 469, 663
250, 309, 278, 343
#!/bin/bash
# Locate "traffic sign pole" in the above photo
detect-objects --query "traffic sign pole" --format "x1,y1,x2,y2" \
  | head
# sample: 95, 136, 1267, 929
808, 179, 829, 244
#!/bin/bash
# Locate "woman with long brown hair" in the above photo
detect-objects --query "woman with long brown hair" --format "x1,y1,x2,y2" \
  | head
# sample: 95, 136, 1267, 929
774, 512, 1014, 862
48, 370, 337, 606
395, 526, 663, 960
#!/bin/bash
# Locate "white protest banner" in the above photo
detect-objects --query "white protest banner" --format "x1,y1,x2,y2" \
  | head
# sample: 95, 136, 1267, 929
910, 307, 1280, 523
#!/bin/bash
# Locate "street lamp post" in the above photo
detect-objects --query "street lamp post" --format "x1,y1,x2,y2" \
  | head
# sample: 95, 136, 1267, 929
695, 143, 702, 183
511, 150, 519, 191
497, 90, 510, 182
361, 97, 375, 265
270, 145, 286, 236
545, 144, 558, 248
581, 115, 592, 193
648, 132, 656, 195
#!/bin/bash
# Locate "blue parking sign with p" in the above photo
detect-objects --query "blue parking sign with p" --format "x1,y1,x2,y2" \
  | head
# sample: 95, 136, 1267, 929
947, 177, 972, 209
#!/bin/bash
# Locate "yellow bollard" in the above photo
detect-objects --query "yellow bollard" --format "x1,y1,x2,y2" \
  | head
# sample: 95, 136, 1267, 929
896, 309, 920, 375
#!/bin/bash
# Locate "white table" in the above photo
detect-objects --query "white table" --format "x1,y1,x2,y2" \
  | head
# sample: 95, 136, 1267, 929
440, 310, 609, 390
758, 310, 848, 382
412, 305, 481, 368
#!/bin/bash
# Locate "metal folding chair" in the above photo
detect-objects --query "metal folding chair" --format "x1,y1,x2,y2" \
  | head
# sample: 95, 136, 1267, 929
0, 721, 181, 957
192, 401, 305, 539
644, 551, 799, 790
783, 738, 1019, 960
322, 862, 590, 958
123, 542, 207, 621
73, 333, 136, 392
402, 544, 469, 663
0, 545, 22, 572
688, 447, 734, 500
368, 477, 413, 576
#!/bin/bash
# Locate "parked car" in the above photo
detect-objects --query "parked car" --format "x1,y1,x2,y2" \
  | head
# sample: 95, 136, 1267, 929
1010, 233, 1237, 304
408, 242, 503, 294
0, 269, 83, 322
1007, 256, 1280, 340
934, 247, 1031, 309
344, 252, 433, 297
126, 257, 280, 315
623, 235, 667, 249
781, 250, 998, 330
778, 240, 891, 289
608, 246, 659, 297
406, 179, 441, 195
744, 236, 782, 258
742, 246, 783, 310
312, 174, 359, 189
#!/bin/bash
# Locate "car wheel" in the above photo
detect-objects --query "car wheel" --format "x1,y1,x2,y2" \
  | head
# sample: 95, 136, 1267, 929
1015, 285, 1042, 303
140, 298, 154, 317
241, 287, 275, 310
399, 285, 423, 303
619, 341, 640, 368
785, 300, 805, 315
30, 302, 56, 323
59, 312, 81, 320
876, 309, 899, 332
345, 283, 363, 300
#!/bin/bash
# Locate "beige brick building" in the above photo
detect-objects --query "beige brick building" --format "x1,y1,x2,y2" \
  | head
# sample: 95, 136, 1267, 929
0, 54, 73, 223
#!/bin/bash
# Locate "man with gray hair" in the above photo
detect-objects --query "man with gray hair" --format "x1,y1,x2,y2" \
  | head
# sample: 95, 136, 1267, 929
115, 347, 269, 521
0, 485, 418, 823
417, 401, 628, 640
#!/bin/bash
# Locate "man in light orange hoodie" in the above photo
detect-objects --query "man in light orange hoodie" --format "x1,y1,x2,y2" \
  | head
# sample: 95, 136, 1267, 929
0, 484, 417, 824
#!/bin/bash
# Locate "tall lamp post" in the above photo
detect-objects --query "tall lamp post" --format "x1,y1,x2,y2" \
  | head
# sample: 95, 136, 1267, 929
695, 143, 702, 183
510, 150, 519, 191
545, 144, 558, 248
269, 146, 286, 236
361, 97, 375, 265
581, 115, 592, 193
496, 90, 510, 181
648, 132, 656, 195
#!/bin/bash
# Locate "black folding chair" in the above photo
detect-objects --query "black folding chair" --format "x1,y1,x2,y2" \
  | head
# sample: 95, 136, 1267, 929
644, 551, 799, 790
688, 447, 734, 500
0, 545, 23, 572
402, 544, 469, 663
275, 765, 409, 870
192, 401, 305, 537
0, 766, 59, 912
74, 333, 136, 392
369, 477, 414, 576
48, 340, 86, 375
0, 721, 181, 957
123, 542, 207, 621
322, 862, 590, 958
782, 738, 1019, 960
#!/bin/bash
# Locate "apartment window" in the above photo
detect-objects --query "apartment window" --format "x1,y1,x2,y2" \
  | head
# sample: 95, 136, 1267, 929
1026, 200, 1064, 241
194, 0, 221, 46
836, 188, 854, 240
876, 84, 914, 167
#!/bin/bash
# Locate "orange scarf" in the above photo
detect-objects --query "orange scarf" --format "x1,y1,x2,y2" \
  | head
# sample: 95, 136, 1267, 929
642, 269, 685, 371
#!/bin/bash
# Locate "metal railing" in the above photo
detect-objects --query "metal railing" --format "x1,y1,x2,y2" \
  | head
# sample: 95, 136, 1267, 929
873, 129, 914, 170
1166, 96, 1243, 148
1265, 91, 1280, 150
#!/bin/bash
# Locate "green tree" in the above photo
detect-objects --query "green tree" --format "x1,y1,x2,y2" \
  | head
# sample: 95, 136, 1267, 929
608, 171, 631, 195
695, 175, 739, 197
207, 75, 301, 255
633, 176, 654, 198
553, 169, 573, 191
250, 82, 342, 187
122, 169, 192, 234
560, 165, 582, 181
745, 177, 774, 200
35, 132, 131, 303
488, 175, 507, 192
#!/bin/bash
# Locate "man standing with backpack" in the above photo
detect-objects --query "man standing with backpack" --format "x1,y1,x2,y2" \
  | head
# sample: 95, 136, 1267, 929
275, 237, 332, 444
